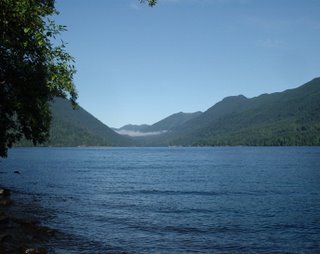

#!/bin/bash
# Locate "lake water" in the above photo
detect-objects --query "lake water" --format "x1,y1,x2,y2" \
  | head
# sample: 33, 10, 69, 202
1, 147, 320, 253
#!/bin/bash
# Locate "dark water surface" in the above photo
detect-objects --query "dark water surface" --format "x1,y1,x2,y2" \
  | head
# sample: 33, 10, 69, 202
1, 147, 320, 253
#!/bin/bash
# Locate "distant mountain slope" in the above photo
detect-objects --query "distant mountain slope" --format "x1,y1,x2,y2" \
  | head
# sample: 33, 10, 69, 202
113, 124, 150, 133
114, 112, 202, 137
144, 111, 203, 132
168, 78, 320, 146
113, 124, 154, 137
48, 98, 132, 146
16, 78, 320, 147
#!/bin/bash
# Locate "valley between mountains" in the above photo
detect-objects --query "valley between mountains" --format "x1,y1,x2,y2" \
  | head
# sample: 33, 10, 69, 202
18, 78, 320, 147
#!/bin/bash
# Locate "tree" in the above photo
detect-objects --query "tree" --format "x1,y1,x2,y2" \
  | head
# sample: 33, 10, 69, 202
0, 0, 157, 157
0, 0, 77, 157
141, 0, 157, 6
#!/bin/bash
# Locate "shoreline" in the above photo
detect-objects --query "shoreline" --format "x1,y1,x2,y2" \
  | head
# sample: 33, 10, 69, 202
0, 187, 54, 254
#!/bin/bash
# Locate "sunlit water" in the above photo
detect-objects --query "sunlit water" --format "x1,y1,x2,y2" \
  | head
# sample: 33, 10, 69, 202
1, 147, 320, 253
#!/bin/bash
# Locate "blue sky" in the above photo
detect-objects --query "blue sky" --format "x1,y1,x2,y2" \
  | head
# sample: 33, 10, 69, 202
54, 0, 320, 128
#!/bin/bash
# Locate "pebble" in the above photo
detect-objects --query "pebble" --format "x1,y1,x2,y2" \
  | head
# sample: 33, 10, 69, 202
0, 188, 10, 196
25, 247, 48, 254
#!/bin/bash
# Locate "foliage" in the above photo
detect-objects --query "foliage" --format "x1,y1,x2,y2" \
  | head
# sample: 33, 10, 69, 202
0, 0, 77, 157
141, 0, 157, 7
0, 0, 156, 157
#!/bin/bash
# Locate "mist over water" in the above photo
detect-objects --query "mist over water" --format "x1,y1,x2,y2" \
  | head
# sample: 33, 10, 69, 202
1, 147, 320, 253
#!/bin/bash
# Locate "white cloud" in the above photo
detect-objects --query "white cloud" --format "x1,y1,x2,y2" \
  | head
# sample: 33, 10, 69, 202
115, 129, 167, 137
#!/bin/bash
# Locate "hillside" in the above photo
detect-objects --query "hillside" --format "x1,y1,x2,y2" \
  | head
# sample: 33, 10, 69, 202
115, 111, 202, 137
144, 111, 203, 133
44, 98, 132, 146
16, 78, 320, 147
167, 78, 320, 146
115, 124, 150, 132
113, 124, 150, 136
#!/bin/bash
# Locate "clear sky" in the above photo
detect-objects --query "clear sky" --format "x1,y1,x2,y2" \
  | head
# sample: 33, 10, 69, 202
54, 0, 320, 128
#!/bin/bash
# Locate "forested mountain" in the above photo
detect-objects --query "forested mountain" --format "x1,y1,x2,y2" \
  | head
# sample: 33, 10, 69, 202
17, 78, 320, 147
143, 111, 203, 133
114, 112, 202, 137
119, 112, 203, 133
166, 77, 320, 146
41, 98, 132, 147
115, 124, 150, 132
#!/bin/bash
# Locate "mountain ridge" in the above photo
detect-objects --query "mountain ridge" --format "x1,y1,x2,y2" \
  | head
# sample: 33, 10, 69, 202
47, 98, 132, 146
165, 77, 320, 146
16, 77, 320, 147
114, 111, 203, 137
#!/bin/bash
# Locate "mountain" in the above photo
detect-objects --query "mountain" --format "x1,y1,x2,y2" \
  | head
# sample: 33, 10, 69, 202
46, 98, 132, 146
113, 124, 152, 137
166, 77, 320, 146
112, 124, 150, 136
114, 112, 202, 137
16, 77, 320, 147
143, 111, 203, 133
115, 124, 150, 132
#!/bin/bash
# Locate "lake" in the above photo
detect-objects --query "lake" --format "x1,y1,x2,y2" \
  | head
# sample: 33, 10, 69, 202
1, 147, 320, 253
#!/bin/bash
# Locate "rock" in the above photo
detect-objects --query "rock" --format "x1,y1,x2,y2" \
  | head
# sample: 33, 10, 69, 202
0, 188, 10, 196
13, 218, 56, 237
14, 170, 21, 174
25, 247, 47, 254
0, 198, 13, 206
13, 218, 40, 226
25, 249, 36, 254
0, 187, 53, 254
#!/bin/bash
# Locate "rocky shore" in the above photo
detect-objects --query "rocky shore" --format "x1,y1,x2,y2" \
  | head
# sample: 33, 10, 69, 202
0, 187, 54, 254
